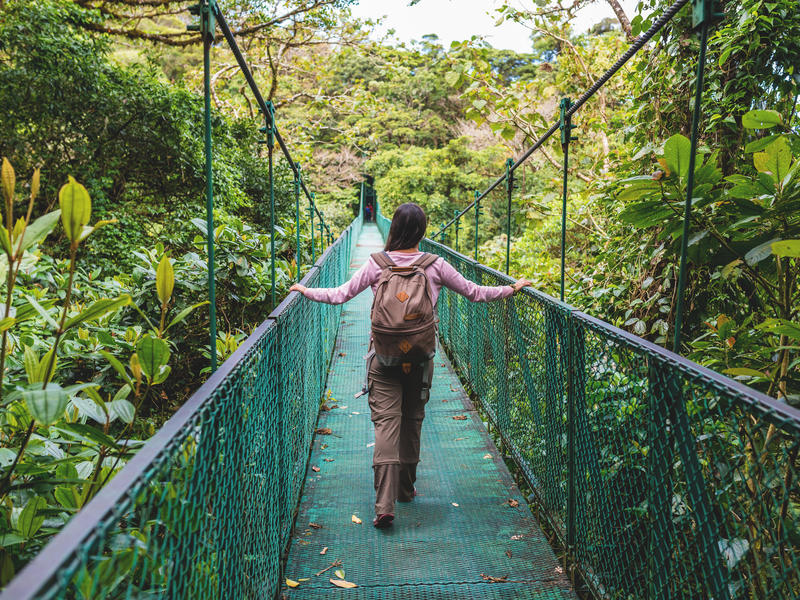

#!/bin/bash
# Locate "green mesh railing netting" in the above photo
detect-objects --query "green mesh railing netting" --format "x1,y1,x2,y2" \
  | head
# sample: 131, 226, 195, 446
369, 200, 800, 600
3, 217, 362, 600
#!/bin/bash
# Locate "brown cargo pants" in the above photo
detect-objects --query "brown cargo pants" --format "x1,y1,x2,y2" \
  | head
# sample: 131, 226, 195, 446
367, 355, 434, 515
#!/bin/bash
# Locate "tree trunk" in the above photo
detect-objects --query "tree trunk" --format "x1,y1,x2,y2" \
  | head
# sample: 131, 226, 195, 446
606, 0, 633, 40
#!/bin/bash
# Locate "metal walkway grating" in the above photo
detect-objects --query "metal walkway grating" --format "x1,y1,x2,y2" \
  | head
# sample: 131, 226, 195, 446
281, 224, 575, 599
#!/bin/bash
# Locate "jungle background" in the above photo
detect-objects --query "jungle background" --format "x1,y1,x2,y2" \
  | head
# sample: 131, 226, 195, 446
0, 0, 798, 581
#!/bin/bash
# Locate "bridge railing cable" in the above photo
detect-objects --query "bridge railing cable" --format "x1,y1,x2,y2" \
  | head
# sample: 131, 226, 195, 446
376, 203, 800, 600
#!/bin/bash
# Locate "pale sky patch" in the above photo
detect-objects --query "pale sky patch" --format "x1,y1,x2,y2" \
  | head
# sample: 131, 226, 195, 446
350, 0, 640, 54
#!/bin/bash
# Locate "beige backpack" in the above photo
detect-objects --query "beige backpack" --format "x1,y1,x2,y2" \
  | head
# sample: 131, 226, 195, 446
370, 251, 438, 366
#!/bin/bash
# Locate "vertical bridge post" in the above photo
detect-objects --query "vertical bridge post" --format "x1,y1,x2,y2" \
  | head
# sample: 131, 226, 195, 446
190, 0, 218, 372
473, 190, 480, 262
558, 97, 576, 303
294, 163, 301, 281
505, 158, 514, 274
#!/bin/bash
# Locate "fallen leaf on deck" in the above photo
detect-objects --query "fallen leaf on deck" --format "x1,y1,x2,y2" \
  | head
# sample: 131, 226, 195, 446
334, 569, 345, 579
299, 578, 309, 582
309, 522, 322, 529
366, 442, 375, 447
351, 515, 362, 524
453, 415, 467, 420
505, 550, 512, 558
352, 411, 360, 415
321, 444, 328, 449
321, 404, 331, 411
339, 352, 346, 356
555, 566, 564, 574
507, 499, 519, 508
330, 579, 357, 589
483, 454, 492, 459
286, 579, 300, 588
320, 547, 328, 555
330, 404, 339, 409
480, 573, 508, 583
455, 437, 464, 441
451, 502, 459, 507
315, 428, 332, 435
312, 466, 320, 472
324, 458, 335, 462
450, 385, 458, 392
511, 534, 524, 540
339, 405, 348, 409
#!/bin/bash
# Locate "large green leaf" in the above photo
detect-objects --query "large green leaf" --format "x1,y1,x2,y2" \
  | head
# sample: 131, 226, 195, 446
741, 109, 782, 129
100, 351, 132, 386
56, 423, 119, 449
619, 200, 674, 228
663, 134, 691, 182
166, 301, 208, 331
109, 399, 135, 424
156, 255, 174, 306
18, 210, 61, 252
753, 137, 791, 183
71, 396, 107, 425
24, 383, 69, 425
59, 176, 92, 243
771, 240, 800, 258
136, 335, 170, 380
64, 295, 131, 331
744, 238, 781, 266
16, 497, 46, 538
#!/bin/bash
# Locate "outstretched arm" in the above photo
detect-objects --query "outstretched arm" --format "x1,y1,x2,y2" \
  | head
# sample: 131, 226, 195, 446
437, 259, 530, 301
289, 260, 377, 305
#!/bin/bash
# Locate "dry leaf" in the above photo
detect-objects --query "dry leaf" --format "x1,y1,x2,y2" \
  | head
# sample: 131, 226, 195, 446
511, 534, 524, 540
455, 437, 465, 441
451, 502, 459, 507
351, 515, 362, 524
339, 352, 346, 356
321, 404, 331, 411
505, 550, 512, 558
299, 578, 309, 582
453, 415, 467, 420
330, 404, 339, 409
334, 569, 345, 579
555, 566, 564, 574
507, 499, 519, 508
366, 442, 375, 447
315, 428, 332, 435
312, 466, 320, 472
320, 547, 328, 555
309, 522, 322, 529
330, 579, 357, 589
483, 454, 492, 459
480, 573, 508, 583
321, 444, 328, 450
286, 578, 300, 588
324, 458, 335, 462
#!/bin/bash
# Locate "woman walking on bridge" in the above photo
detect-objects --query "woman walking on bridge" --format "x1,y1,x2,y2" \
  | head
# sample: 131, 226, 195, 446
290, 203, 530, 528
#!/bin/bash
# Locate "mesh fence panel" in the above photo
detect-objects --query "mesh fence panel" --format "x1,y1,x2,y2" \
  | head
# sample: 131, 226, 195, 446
4, 216, 362, 600
395, 207, 800, 600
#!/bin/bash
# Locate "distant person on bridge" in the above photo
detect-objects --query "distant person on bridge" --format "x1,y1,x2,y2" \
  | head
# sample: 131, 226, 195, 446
364, 204, 372, 221
290, 203, 530, 528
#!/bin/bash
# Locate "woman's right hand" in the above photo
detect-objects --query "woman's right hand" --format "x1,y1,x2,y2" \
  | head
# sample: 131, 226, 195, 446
511, 278, 531, 293
289, 283, 307, 295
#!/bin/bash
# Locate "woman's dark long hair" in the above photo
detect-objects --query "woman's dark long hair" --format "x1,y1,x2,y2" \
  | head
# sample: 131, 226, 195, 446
385, 203, 427, 251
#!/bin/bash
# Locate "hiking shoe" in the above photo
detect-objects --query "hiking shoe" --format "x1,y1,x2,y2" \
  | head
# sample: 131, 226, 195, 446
373, 513, 394, 528
397, 487, 417, 503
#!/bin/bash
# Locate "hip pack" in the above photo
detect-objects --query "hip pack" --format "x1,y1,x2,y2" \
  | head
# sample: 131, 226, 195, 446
370, 251, 438, 366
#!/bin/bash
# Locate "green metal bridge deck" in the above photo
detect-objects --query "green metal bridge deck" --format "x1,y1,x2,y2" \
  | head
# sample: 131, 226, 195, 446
281, 224, 574, 599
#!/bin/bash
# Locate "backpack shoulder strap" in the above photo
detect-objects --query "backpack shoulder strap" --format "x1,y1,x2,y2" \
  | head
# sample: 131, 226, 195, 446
412, 253, 439, 270
371, 251, 395, 269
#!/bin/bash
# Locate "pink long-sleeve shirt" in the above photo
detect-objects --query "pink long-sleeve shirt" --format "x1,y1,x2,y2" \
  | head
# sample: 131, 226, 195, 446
303, 251, 514, 305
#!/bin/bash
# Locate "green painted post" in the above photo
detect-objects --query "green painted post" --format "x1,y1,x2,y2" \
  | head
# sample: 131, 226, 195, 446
294, 164, 301, 281
359, 180, 365, 219
453, 209, 460, 253
674, 3, 716, 354
473, 190, 480, 262
559, 97, 576, 303
505, 158, 513, 275
266, 101, 276, 308
194, 0, 217, 372
566, 318, 585, 572
308, 193, 315, 264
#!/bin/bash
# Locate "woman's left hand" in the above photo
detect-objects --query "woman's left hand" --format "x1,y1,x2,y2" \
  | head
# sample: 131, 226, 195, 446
511, 278, 531, 293
289, 283, 307, 295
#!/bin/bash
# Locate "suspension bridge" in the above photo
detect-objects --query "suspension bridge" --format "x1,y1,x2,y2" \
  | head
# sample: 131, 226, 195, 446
1, 0, 798, 598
